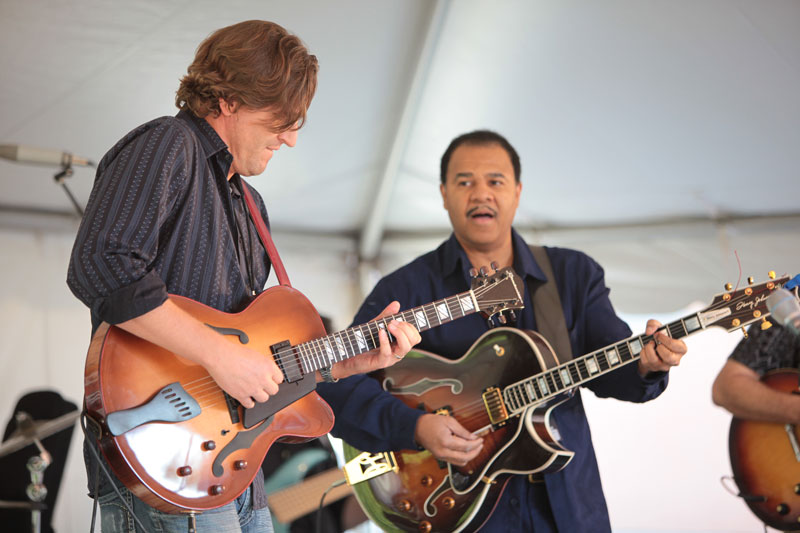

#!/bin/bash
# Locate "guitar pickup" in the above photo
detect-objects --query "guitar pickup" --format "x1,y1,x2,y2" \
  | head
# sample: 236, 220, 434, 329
342, 451, 398, 485
482, 387, 508, 425
271, 340, 302, 383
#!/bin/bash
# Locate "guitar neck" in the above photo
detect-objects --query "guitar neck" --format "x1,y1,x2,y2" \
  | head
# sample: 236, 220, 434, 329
504, 311, 707, 412
290, 290, 478, 375
267, 467, 349, 524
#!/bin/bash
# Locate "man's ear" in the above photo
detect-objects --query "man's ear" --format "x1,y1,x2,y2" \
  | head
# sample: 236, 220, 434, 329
219, 98, 237, 116
440, 183, 447, 208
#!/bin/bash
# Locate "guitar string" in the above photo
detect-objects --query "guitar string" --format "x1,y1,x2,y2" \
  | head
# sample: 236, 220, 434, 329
401, 286, 775, 432
175, 283, 774, 425
174, 283, 513, 404
182, 281, 511, 391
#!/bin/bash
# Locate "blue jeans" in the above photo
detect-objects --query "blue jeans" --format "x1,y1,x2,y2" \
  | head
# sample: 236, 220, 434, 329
97, 485, 274, 533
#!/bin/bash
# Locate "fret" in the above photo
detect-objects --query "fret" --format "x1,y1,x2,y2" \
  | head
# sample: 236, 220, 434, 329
446, 296, 462, 320
597, 352, 610, 372
574, 360, 589, 380
585, 355, 600, 375
669, 320, 687, 338
525, 380, 537, 402
568, 361, 581, 383
545, 372, 558, 393
531, 378, 543, 399
295, 343, 309, 374
426, 303, 441, 327
376, 320, 391, 345
363, 323, 377, 351
683, 315, 702, 333
606, 347, 620, 366
503, 390, 516, 411
515, 386, 525, 406
628, 338, 643, 357
333, 333, 347, 359
413, 308, 428, 330
617, 343, 632, 362
322, 337, 336, 364
520, 383, 533, 403
435, 301, 451, 323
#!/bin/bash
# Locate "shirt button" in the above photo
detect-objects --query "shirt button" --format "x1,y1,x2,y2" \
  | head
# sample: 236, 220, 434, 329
510, 497, 519, 506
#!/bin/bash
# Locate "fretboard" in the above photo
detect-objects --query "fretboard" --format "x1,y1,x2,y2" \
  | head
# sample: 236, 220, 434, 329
287, 290, 479, 376
502, 311, 706, 413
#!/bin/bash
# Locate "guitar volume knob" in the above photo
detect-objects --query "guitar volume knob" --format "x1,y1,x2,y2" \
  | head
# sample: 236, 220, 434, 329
420, 475, 433, 486
777, 503, 790, 515
177, 466, 192, 477
397, 499, 412, 512
442, 497, 455, 509
234, 460, 248, 470
209, 484, 225, 496
202, 440, 216, 451
418, 521, 432, 533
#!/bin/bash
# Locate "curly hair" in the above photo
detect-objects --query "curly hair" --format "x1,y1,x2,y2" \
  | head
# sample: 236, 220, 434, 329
176, 20, 318, 131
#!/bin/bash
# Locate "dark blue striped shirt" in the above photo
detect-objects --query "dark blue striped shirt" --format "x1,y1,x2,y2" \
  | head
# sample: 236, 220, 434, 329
68, 109, 271, 333
67, 109, 272, 507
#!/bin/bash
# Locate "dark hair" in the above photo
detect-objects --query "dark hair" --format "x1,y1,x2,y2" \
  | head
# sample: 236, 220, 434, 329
175, 20, 318, 131
439, 130, 521, 184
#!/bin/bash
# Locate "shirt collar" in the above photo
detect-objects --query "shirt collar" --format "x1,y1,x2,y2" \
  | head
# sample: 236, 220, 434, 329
440, 228, 548, 283
176, 108, 230, 160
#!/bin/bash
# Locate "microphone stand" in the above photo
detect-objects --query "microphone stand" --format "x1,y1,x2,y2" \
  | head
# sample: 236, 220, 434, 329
53, 157, 85, 217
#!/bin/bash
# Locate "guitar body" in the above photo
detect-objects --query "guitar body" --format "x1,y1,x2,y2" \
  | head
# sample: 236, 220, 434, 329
344, 327, 574, 533
729, 369, 800, 531
84, 285, 334, 513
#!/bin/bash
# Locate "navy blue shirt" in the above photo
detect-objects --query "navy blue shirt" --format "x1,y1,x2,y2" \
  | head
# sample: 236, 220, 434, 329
318, 230, 669, 532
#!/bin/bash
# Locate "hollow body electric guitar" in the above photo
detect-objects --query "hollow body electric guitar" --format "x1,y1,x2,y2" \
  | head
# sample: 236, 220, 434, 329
343, 273, 791, 533
729, 368, 800, 531
83, 267, 524, 513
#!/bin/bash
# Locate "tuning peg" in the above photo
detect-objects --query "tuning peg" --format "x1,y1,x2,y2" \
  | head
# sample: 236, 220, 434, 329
768, 271, 776, 280
469, 268, 478, 278
479, 266, 488, 277
747, 276, 754, 285
497, 314, 507, 325
508, 310, 516, 321
725, 283, 733, 291
490, 261, 499, 272
487, 316, 495, 328
760, 318, 772, 331
741, 327, 748, 339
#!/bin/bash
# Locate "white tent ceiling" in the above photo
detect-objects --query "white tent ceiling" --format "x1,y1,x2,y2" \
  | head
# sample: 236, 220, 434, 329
1, 0, 798, 310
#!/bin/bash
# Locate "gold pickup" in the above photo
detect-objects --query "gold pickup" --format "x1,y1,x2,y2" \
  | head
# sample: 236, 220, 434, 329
482, 386, 508, 425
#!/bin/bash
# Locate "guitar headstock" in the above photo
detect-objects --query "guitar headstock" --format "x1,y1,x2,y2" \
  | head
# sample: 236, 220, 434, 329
470, 264, 525, 318
698, 272, 792, 332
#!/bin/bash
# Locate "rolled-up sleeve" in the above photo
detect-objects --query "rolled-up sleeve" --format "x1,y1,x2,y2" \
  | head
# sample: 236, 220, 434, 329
67, 122, 188, 326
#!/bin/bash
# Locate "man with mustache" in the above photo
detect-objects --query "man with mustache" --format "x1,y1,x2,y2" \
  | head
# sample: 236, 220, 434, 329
319, 130, 687, 531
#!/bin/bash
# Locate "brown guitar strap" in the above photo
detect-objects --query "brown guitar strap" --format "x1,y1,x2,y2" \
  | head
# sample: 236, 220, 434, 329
242, 182, 292, 287
529, 246, 573, 363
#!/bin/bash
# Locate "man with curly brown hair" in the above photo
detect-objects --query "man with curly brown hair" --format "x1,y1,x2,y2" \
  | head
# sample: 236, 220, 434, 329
68, 20, 419, 533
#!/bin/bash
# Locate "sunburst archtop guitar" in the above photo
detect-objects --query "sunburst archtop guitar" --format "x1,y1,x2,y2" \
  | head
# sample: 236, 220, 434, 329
343, 272, 792, 533
83, 266, 523, 514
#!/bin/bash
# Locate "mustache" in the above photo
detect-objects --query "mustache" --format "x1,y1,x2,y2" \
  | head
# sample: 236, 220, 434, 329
466, 206, 497, 217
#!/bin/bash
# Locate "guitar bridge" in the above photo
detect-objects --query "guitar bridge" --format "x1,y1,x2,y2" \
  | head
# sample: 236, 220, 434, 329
482, 387, 508, 425
342, 451, 398, 485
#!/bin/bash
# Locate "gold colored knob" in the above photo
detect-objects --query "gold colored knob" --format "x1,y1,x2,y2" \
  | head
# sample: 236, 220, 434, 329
725, 283, 733, 291
745, 287, 753, 296
747, 276, 754, 285
418, 521, 432, 533
754, 310, 762, 318
442, 497, 455, 509
421, 475, 433, 486
769, 271, 777, 280
397, 499, 412, 512
723, 293, 731, 301
761, 318, 773, 331
732, 319, 741, 327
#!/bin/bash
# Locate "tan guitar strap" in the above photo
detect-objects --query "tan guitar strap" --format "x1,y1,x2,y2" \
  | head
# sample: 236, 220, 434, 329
529, 246, 573, 363
242, 182, 292, 288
